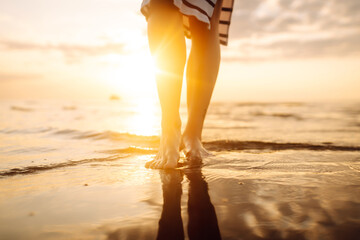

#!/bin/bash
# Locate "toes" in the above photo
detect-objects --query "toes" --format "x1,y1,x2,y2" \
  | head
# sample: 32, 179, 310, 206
145, 159, 160, 169
151, 160, 160, 169
147, 136, 181, 169
145, 160, 154, 168
155, 160, 165, 169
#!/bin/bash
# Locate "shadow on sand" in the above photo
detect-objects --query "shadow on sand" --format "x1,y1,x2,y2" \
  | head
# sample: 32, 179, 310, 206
156, 167, 221, 240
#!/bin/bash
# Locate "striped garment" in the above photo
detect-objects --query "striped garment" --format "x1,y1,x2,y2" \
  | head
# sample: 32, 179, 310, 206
141, 0, 234, 46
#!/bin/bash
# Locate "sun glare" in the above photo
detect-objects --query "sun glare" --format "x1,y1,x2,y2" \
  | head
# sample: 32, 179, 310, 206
126, 98, 160, 136
98, 48, 161, 136
103, 52, 157, 99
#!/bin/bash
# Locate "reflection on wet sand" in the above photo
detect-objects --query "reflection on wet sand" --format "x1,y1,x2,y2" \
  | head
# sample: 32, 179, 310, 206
157, 169, 221, 240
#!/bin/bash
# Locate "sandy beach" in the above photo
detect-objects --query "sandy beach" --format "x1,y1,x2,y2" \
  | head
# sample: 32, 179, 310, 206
1, 100, 359, 240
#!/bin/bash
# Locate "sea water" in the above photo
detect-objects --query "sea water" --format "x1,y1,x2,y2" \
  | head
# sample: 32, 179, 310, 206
0, 99, 359, 239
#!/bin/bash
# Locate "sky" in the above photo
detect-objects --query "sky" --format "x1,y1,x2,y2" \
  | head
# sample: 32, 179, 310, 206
0, 0, 359, 102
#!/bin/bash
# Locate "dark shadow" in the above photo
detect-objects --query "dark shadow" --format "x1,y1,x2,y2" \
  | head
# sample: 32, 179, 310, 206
186, 168, 221, 240
157, 169, 184, 240
156, 168, 221, 240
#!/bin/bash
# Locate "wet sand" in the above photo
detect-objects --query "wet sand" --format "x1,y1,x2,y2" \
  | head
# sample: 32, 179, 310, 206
0, 149, 359, 240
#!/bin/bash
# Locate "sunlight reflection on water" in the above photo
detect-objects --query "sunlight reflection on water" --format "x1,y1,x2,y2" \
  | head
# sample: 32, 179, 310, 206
125, 98, 160, 137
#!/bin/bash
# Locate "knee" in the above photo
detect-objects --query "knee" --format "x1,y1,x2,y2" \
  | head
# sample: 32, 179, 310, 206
188, 0, 222, 45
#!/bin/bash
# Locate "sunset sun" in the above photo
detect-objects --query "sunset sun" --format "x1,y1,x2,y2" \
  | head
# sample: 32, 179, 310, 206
102, 51, 157, 100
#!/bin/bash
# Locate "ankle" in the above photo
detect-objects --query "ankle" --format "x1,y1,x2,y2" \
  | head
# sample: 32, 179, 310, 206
182, 130, 201, 142
162, 116, 181, 132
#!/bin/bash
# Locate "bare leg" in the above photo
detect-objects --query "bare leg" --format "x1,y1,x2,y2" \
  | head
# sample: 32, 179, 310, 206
182, 0, 222, 161
145, 0, 186, 169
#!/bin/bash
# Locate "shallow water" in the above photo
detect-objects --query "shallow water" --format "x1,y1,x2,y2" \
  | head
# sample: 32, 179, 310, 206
0, 99, 359, 239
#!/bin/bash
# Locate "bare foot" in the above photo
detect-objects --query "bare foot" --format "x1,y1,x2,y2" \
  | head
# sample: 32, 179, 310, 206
180, 133, 212, 163
145, 128, 181, 169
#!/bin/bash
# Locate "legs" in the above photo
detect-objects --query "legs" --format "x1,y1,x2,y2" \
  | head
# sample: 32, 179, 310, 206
145, 0, 186, 168
182, 0, 223, 161
145, 0, 222, 168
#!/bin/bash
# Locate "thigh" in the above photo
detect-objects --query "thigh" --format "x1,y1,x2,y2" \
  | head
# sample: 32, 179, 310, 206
150, 0, 177, 12
189, 0, 223, 36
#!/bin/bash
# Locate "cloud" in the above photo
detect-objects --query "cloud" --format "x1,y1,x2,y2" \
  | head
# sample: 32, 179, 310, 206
0, 73, 43, 81
223, 32, 360, 62
0, 40, 127, 63
1, 0, 359, 63
227, 0, 360, 61
266, 33, 360, 58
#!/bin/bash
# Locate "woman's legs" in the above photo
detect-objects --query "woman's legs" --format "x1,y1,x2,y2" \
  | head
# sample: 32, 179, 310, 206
145, 0, 186, 168
182, 0, 223, 160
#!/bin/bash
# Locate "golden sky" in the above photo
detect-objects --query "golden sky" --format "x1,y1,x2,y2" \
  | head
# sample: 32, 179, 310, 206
0, 0, 359, 102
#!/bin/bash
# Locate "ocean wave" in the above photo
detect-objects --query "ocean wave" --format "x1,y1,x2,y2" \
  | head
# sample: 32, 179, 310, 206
234, 102, 304, 107
0, 127, 54, 134
103, 140, 360, 152
52, 129, 360, 152
62, 105, 77, 111
250, 111, 303, 120
52, 129, 159, 144
0, 155, 125, 177
3, 125, 359, 153
100, 146, 157, 154
1, 141, 358, 178
4, 147, 56, 155
205, 126, 254, 130
203, 140, 360, 152
95, 140, 360, 156
10, 106, 34, 112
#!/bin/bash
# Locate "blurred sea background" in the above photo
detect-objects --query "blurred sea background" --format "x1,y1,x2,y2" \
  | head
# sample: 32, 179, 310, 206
1, 99, 360, 173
